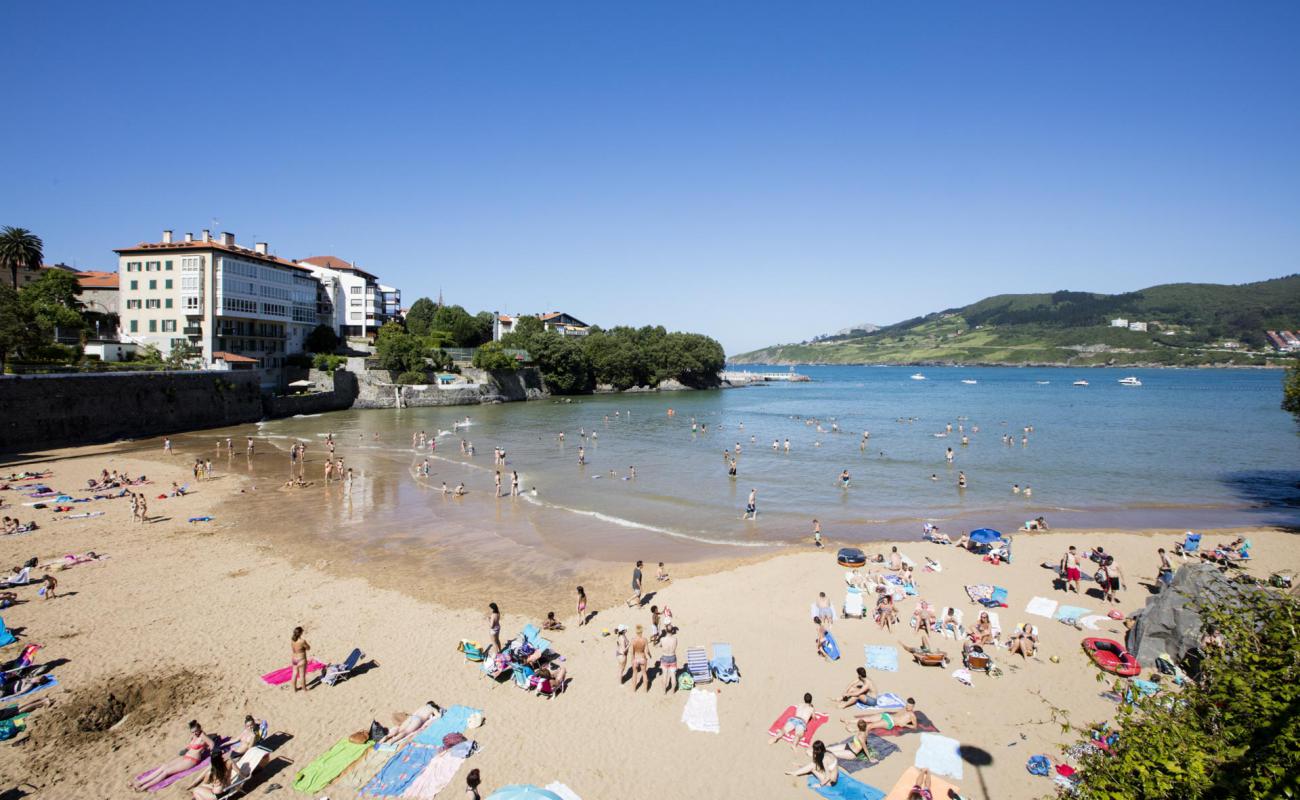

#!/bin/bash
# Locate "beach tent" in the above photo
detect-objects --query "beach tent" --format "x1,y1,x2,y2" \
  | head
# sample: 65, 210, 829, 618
487, 786, 564, 800
968, 529, 1004, 545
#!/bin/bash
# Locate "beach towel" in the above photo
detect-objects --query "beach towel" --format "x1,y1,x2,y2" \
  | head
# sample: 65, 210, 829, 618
964, 584, 993, 603
543, 783, 583, 800
769, 707, 830, 748
260, 661, 326, 685
0, 618, 15, 649
822, 631, 842, 660
136, 735, 229, 792
1055, 605, 1093, 624
835, 734, 901, 774
400, 745, 468, 798
952, 668, 973, 686
857, 692, 906, 711
865, 645, 898, 672
1025, 596, 1059, 618
60, 511, 104, 520
914, 733, 964, 779
412, 704, 482, 746
188, 516, 214, 523
869, 711, 938, 737
807, 772, 886, 800
360, 743, 438, 796
1078, 615, 1108, 631
340, 749, 390, 791
292, 736, 371, 794
682, 688, 720, 733
883, 767, 963, 800
3, 674, 57, 702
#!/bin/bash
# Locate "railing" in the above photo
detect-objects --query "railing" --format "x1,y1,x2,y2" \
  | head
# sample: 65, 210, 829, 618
4, 362, 190, 374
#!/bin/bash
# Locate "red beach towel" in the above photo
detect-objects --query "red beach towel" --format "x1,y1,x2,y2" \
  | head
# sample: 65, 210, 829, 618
768, 706, 830, 748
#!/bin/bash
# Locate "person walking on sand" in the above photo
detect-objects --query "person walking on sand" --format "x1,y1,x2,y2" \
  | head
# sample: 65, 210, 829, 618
494, 471, 502, 498
136, 495, 148, 524
163, 437, 172, 455
487, 603, 502, 654
631, 624, 651, 692
627, 561, 643, 607
1157, 547, 1174, 589
614, 624, 629, 681
1061, 546, 1081, 594
290, 626, 311, 692
576, 586, 588, 626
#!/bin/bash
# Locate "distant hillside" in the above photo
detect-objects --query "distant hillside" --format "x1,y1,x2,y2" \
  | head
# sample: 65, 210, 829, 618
731, 275, 1300, 367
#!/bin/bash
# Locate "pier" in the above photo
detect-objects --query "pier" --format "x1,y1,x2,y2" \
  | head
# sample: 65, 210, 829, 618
721, 369, 811, 383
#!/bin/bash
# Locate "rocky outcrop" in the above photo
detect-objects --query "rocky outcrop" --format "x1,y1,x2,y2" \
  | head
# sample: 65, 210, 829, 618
1126, 563, 1259, 666
349, 359, 548, 409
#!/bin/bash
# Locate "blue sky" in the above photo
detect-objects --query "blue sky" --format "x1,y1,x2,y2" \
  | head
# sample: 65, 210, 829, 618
4, 1, 1298, 353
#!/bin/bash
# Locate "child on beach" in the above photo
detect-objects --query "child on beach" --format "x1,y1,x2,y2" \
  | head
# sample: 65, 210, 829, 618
576, 586, 587, 626
656, 562, 670, 582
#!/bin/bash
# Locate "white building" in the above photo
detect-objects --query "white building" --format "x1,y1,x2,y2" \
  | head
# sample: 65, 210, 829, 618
1110, 318, 1129, 328
298, 256, 400, 339
1128, 321, 1148, 332
116, 230, 318, 372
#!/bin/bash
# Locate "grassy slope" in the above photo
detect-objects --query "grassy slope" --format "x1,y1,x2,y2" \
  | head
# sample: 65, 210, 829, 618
733, 276, 1300, 366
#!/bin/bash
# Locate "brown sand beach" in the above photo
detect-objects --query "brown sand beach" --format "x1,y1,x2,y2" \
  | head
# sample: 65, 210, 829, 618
0, 444, 1296, 799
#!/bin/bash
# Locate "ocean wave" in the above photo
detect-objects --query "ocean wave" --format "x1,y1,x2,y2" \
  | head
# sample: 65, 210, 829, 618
517, 494, 779, 549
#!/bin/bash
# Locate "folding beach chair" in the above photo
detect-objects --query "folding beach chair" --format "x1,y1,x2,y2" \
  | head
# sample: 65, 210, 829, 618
686, 646, 712, 684
458, 640, 486, 662
512, 664, 535, 689
843, 589, 866, 619
520, 624, 543, 648
321, 648, 364, 686
710, 642, 740, 683
1176, 532, 1201, 558
217, 745, 272, 799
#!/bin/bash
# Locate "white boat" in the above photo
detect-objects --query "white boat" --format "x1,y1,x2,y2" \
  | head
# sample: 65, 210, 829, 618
1072, 380, 1089, 387
1118, 376, 1142, 386
1036, 381, 1051, 385
961, 379, 977, 385
910, 373, 926, 381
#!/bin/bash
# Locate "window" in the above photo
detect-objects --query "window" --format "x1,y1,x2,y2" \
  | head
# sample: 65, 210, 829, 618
181, 256, 202, 271
165, 260, 173, 271
184, 296, 200, 311
127, 261, 141, 272
148, 280, 157, 290
164, 279, 173, 289
130, 280, 138, 290
146, 299, 160, 309
350, 312, 362, 320
148, 320, 157, 332
129, 320, 138, 332
146, 261, 159, 271
126, 299, 142, 309
165, 298, 173, 308
350, 298, 362, 307
161, 320, 176, 332
350, 286, 362, 294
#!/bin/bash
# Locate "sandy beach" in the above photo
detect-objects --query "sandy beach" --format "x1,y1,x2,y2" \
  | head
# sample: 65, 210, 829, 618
1, 444, 1297, 799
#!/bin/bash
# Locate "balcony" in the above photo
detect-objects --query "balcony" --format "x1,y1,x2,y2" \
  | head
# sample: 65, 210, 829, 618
183, 325, 203, 337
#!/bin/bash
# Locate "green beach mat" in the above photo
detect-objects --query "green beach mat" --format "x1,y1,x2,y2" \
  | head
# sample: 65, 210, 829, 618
292, 736, 371, 794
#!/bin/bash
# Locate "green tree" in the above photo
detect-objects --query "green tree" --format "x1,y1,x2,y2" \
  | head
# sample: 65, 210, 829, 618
22, 268, 86, 338
471, 341, 517, 371
1070, 589, 1300, 799
305, 324, 340, 354
134, 344, 164, 364
0, 227, 43, 290
530, 332, 592, 394
374, 322, 426, 373
0, 285, 43, 371
405, 297, 438, 336
1284, 359, 1300, 425
165, 341, 199, 369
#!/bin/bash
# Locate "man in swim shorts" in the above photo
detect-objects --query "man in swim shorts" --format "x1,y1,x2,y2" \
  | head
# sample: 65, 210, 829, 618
769, 692, 816, 750
855, 697, 919, 731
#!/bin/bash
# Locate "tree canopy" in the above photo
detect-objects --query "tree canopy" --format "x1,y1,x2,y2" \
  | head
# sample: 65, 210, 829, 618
305, 324, 340, 354
0, 226, 43, 290
404, 297, 438, 336
471, 340, 517, 372
1284, 359, 1300, 426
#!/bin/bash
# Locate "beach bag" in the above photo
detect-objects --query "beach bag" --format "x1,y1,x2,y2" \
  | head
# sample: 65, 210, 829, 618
678, 671, 695, 691
368, 720, 389, 741
442, 732, 466, 748
1027, 755, 1051, 776
0, 719, 19, 741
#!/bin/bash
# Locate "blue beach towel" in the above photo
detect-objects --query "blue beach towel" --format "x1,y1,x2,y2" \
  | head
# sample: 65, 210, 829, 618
4, 675, 57, 702
412, 704, 482, 746
864, 645, 898, 672
360, 743, 437, 796
822, 631, 841, 661
807, 773, 885, 800
1054, 605, 1093, 623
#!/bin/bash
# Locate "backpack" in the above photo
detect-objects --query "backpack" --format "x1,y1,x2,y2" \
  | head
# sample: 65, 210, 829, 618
1027, 755, 1051, 776
368, 720, 389, 742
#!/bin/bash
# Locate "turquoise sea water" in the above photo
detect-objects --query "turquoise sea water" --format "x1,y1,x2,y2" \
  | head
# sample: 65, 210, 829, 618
257, 366, 1300, 550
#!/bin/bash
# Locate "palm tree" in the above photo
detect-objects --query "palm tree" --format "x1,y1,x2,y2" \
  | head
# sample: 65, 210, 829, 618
0, 227, 44, 289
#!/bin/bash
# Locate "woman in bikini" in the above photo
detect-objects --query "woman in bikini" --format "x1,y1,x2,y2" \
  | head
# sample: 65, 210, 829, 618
291, 627, 311, 692
576, 586, 587, 627
465, 768, 482, 800
133, 720, 209, 791
971, 612, 993, 646
228, 715, 261, 760
630, 624, 651, 692
185, 746, 233, 800
487, 603, 502, 654
379, 701, 443, 745
614, 625, 629, 681
785, 739, 839, 787
828, 719, 876, 764
907, 767, 934, 799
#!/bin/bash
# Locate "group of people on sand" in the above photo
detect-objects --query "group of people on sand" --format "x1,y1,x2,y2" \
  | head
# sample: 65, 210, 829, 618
132, 716, 264, 797
610, 560, 682, 694
1, 516, 38, 535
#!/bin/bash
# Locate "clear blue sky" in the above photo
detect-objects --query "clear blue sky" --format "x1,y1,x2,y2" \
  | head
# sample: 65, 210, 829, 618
5, 1, 1298, 353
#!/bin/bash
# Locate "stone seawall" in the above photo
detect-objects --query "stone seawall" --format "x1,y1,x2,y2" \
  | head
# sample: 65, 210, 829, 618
349, 360, 548, 409
263, 370, 358, 418
0, 370, 265, 454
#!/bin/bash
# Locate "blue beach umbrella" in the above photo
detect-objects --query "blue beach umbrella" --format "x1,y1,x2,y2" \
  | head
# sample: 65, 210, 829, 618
487, 786, 564, 800
968, 528, 1004, 545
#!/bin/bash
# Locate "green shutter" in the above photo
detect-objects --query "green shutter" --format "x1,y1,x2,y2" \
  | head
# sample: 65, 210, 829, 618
130, 280, 138, 290
130, 320, 138, 332
149, 320, 157, 332
165, 298, 173, 308
166, 261, 173, 271
165, 279, 172, 289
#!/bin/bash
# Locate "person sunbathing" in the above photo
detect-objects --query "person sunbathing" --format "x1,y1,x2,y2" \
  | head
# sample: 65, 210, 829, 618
133, 720, 210, 791
769, 693, 816, 750
970, 612, 994, 645
940, 608, 962, 637
228, 715, 262, 760
907, 767, 934, 800
828, 719, 877, 764
855, 697, 919, 732
839, 667, 877, 708
1007, 625, 1037, 658
887, 547, 903, 571
874, 594, 897, 632
954, 533, 970, 549
785, 740, 839, 787
184, 745, 232, 800
379, 702, 443, 745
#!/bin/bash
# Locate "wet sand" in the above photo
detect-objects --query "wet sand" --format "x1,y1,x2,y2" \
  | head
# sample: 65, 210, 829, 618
2, 442, 1298, 799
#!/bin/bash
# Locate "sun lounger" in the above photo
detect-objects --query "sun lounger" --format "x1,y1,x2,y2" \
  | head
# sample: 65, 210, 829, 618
512, 663, 535, 689
292, 736, 371, 794
806, 772, 886, 799
844, 590, 866, 619
217, 745, 271, 799
481, 652, 512, 681
685, 646, 712, 684
320, 648, 364, 686
1176, 532, 1201, 557
768, 706, 829, 748
709, 642, 739, 683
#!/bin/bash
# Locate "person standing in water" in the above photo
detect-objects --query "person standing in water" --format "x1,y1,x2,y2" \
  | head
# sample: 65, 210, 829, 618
957, 471, 967, 489
743, 488, 758, 520
577, 446, 586, 466
813, 519, 823, 548
511, 471, 520, 496
839, 470, 851, 489
946, 447, 954, 463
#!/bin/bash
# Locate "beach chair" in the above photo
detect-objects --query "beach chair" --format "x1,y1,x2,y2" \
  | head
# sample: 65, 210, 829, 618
710, 643, 740, 683
458, 640, 486, 662
964, 648, 993, 673
939, 609, 964, 640
1176, 533, 1201, 558
685, 646, 712, 685
520, 624, 543, 648
843, 590, 866, 619
320, 648, 363, 686
987, 612, 1003, 639
217, 745, 271, 799
512, 664, 535, 689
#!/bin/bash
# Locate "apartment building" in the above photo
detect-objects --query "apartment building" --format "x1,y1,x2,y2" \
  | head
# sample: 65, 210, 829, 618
116, 230, 318, 371
298, 255, 400, 338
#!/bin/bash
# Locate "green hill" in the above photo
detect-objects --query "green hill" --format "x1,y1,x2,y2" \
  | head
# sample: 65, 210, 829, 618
731, 275, 1300, 367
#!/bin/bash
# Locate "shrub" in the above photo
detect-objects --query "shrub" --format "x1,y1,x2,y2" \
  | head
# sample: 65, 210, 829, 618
471, 341, 517, 371
312, 353, 345, 373
397, 370, 428, 385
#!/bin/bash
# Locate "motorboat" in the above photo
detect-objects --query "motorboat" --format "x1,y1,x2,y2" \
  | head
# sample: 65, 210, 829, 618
1118, 376, 1142, 386
961, 379, 978, 385
1072, 380, 1089, 387
1036, 381, 1051, 385
910, 373, 926, 381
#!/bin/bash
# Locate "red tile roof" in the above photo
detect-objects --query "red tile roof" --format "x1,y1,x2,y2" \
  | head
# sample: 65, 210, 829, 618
211, 351, 259, 364
299, 255, 378, 281
115, 240, 311, 273
75, 271, 119, 289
